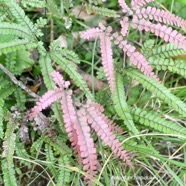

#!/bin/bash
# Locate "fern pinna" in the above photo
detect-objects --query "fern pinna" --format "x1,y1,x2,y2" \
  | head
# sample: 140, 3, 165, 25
29, 71, 132, 183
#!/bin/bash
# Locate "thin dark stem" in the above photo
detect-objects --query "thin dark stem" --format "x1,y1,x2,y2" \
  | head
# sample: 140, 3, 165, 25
0, 63, 39, 99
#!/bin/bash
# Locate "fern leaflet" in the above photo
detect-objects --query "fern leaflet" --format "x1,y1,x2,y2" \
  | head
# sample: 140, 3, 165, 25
21, 0, 46, 8
0, 23, 33, 40
150, 43, 186, 59
6, 0, 40, 38
0, 39, 37, 55
2, 114, 17, 186
14, 88, 26, 110
57, 156, 71, 185
130, 107, 186, 137
45, 144, 58, 179
149, 58, 186, 76
126, 69, 186, 116
113, 73, 139, 135
39, 55, 55, 90
85, 4, 119, 18
0, 78, 15, 99
15, 142, 31, 166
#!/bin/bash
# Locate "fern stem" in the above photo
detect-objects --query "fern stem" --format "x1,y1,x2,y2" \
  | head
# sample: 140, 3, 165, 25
0, 63, 39, 99
91, 39, 97, 96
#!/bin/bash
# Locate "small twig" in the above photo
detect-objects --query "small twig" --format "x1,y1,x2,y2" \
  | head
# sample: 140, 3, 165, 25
0, 63, 39, 99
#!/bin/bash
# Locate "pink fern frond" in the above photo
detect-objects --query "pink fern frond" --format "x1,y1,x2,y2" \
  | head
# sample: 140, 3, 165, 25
80, 27, 102, 40
60, 90, 81, 158
131, 0, 154, 10
61, 91, 98, 181
86, 100, 123, 134
68, 127, 82, 164
135, 7, 186, 29
131, 16, 186, 50
85, 100, 132, 167
76, 108, 98, 179
120, 17, 129, 37
51, 71, 70, 88
81, 24, 116, 95
118, 0, 133, 14
102, 115, 124, 135
99, 32, 116, 95
29, 88, 63, 120
86, 100, 104, 112
112, 32, 159, 81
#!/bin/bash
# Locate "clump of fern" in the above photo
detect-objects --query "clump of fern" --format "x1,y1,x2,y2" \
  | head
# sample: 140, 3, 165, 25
0, 0, 186, 185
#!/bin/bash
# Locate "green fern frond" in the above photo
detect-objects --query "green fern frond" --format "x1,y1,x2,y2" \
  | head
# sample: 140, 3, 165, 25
60, 48, 81, 64
44, 137, 71, 155
0, 78, 9, 89
46, 0, 61, 17
2, 114, 17, 186
150, 43, 186, 59
35, 17, 47, 28
50, 41, 80, 64
1, 159, 17, 186
44, 140, 72, 184
21, 0, 46, 8
130, 107, 186, 137
2, 115, 17, 159
149, 58, 186, 76
30, 136, 44, 155
0, 78, 15, 99
5, 53, 17, 73
0, 86, 15, 100
126, 69, 186, 116
0, 99, 4, 139
5, 49, 34, 75
6, 0, 36, 29
51, 42, 81, 64
38, 55, 55, 90
6, 1, 42, 37
0, 35, 15, 43
0, 23, 33, 40
38, 54, 65, 131
14, 88, 26, 110
0, 6, 8, 22
0, 39, 37, 55
15, 142, 31, 166
57, 156, 71, 185
0, 13, 7, 22
51, 103, 66, 132
113, 73, 139, 135
50, 51, 94, 100
85, 4, 119, 17
141, 39, 155, 57
45, 144, 58, 178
